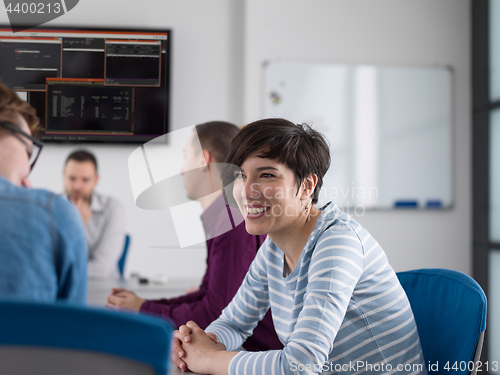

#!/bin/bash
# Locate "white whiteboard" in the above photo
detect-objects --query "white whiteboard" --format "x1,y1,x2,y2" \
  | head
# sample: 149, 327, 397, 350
264, 62, 453, 210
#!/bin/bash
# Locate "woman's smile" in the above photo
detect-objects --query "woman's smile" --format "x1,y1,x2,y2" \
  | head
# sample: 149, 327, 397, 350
245, 204, 271, 219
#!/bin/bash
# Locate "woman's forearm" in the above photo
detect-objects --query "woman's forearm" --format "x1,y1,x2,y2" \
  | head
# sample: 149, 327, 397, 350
206, 351, 238, 375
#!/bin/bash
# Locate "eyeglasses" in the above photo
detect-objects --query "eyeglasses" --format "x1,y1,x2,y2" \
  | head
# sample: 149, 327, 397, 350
0, 122, 44, 171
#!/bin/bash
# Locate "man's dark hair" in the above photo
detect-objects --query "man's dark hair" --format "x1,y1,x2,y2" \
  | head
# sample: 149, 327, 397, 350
193, 121, 240, 163
65, 149, 98, 172
222, 118, 331, 206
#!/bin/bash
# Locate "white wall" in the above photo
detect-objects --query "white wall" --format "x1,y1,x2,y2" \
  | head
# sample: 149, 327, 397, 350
243, 0, 471, 273
0, 0, 472, 278
0, 0, 245, 281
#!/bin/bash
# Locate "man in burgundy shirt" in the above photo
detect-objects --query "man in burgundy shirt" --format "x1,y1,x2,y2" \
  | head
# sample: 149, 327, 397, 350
106, 121, 282, 351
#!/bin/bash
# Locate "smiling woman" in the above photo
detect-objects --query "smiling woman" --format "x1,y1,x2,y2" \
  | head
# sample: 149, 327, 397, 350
223, 118, 330, 209
171, 118, 428, 375
226, 120, 329, 247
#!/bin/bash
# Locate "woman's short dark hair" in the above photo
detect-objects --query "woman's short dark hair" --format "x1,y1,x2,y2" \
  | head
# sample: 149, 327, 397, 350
222, 118, 330, 206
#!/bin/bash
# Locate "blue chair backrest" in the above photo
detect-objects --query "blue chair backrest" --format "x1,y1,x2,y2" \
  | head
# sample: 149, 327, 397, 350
118, 234, 130, 277
0, 300, 173, 375
397, 269, 487, 375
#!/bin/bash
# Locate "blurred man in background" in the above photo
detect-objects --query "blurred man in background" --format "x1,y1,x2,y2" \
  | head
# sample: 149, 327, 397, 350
63, 149, 126, 279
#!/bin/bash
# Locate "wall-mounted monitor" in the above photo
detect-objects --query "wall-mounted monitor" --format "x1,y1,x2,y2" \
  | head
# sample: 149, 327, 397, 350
0, 26, 171, 143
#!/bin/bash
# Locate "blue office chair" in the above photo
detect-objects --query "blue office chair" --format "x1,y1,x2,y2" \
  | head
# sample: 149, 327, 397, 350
397, 269, 487, 375
0, 300, 173, 375
118, 234, 131, 278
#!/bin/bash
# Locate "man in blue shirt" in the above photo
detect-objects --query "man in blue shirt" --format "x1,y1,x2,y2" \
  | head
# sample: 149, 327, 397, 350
0, 81, 87, 303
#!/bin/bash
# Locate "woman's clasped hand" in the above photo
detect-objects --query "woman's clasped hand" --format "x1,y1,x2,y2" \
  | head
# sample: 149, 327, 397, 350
171, 321, 230, 374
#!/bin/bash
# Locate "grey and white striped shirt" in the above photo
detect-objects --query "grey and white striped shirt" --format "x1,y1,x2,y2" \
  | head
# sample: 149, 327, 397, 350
207, 202, 427, 375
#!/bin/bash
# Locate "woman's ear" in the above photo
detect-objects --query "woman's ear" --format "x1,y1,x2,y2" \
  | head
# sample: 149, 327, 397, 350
302, 174, 318, 200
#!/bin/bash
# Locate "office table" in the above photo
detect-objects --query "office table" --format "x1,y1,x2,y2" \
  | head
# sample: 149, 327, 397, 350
89, 278, 207, 374
88, 278, 200, 307
169, 362, 196, 374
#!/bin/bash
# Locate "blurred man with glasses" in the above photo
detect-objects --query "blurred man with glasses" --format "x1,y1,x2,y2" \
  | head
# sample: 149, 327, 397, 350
0, 81, 87, 303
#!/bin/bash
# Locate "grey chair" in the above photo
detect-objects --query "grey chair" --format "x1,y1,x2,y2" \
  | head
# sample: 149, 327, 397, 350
0, 300, 173, 375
